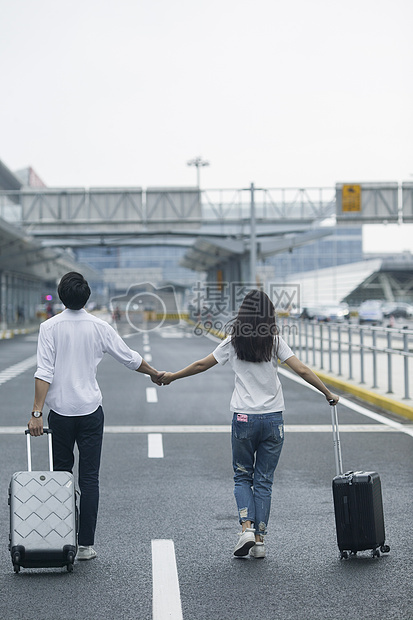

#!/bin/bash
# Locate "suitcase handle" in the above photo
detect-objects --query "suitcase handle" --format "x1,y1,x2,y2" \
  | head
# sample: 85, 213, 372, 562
25, 428, 53, 473
329, 402, 344, 477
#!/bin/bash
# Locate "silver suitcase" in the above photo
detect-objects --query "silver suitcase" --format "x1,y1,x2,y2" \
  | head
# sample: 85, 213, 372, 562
8, 429, 77, 573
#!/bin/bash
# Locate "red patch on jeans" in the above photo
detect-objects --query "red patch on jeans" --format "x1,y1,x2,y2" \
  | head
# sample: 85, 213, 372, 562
237, 414, 248, 422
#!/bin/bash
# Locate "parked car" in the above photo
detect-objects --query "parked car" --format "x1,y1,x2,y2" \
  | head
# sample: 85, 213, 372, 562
300, 305, 349, 322
300, 307, 318, 320
381, 302, 413, 319
317, 305, 348, 322
358, 300, 383, 324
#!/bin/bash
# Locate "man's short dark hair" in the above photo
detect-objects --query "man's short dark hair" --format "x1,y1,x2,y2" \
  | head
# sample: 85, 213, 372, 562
58, 272, 91, 310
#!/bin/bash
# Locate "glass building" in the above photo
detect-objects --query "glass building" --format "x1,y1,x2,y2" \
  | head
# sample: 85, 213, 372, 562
263, 227, 363, 277
74, 245, 196, 286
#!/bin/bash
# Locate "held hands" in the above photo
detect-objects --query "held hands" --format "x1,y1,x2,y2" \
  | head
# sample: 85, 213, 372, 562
148, 369, 174, 385
150, 371, 175, 385
152, 371, 175, 385
151, 371, 165, 386
150, 370, 174, 385
159, 372, 174, 385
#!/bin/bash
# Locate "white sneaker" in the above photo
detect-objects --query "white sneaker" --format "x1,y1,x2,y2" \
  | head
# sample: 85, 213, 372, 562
250, 542, 266, 558
233, 528, 256, 556
77, 546, 97, 561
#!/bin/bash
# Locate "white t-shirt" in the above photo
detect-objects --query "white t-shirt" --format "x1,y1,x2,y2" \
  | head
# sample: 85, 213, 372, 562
35, 309, 143, 416
212, 335, 294, 414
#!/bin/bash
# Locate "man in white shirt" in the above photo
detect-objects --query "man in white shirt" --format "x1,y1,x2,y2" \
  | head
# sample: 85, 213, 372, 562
28, 272, 161, 561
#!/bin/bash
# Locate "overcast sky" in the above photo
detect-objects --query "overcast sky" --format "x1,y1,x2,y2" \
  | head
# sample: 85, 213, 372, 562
1, 0, 412, 251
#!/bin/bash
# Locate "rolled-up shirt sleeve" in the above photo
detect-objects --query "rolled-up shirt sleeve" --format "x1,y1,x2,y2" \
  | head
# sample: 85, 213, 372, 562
34, 323, 55, 384
103, 325, 142, 370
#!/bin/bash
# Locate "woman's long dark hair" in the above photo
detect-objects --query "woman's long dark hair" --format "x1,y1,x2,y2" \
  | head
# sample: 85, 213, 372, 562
227, 289, 279, 362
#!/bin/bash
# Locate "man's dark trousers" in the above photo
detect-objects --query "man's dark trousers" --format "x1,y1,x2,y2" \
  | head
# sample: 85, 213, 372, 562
48, 406, 104, 546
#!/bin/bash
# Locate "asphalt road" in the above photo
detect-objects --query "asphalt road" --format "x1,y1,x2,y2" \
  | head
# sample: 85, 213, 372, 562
0, 323, 412, 620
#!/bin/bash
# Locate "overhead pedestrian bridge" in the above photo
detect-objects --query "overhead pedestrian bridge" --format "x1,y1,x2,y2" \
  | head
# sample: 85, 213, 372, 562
0, 185, 338, 242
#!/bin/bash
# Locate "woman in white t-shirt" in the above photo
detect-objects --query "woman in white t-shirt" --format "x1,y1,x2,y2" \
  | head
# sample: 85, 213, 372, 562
160, 290, 339, 559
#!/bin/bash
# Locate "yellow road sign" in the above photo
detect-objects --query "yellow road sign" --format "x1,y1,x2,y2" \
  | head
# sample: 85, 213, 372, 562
342, 184, 361, 212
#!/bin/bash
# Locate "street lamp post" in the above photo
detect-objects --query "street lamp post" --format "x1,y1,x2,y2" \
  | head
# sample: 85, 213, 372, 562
187, 156, 210, 187
249, 182, 256, 285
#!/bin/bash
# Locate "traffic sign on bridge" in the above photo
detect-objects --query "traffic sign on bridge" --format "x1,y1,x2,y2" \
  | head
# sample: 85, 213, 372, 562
341, 184, 361, 212
336, 182, 400, 223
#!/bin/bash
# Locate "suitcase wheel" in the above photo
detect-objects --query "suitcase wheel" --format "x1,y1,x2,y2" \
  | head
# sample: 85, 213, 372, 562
340, 551, 349, 560
67, 550, 75, 572
380, 545, 390, 554
12, 551, 21, 573
372, 549, 380, 558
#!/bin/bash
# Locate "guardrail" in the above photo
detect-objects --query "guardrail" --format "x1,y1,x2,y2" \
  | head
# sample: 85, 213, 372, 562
283, 320, 413, 401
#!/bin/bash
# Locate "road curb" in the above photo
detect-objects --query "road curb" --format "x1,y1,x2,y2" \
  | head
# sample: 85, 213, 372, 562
0, 326, 39, 340
313, 369, 413, 421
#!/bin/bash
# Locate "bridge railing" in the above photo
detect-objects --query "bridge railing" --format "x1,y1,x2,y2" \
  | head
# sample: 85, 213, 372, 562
201, 186, 336, 222
1, 183, 412, 228
282, 319, 413, 402
0, 186, 336, 227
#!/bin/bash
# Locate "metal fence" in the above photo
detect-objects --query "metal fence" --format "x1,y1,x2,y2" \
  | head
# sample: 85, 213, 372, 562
282, 320, 413, 401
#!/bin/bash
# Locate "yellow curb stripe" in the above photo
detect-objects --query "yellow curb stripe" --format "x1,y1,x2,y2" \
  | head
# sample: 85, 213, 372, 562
313, 370, 413, 422
0, 326, 39, 340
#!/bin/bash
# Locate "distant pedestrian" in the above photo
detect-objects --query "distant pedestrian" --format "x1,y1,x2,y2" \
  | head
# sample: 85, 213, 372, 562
112, 306, 121, 323
17, 305, 25, 325
28, 272, 162, 561
46, 303, 54, 319
160, 289, 339, 558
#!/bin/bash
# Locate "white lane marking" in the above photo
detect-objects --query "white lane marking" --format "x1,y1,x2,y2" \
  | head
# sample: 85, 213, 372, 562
1, 424, 412, 435
145, 353, 153, 362
278, 367, 413, 438
338, 396, 413, 438
159, 332, 185, 338
100, 424, 409, 434
0, 355, 38, 386
143, 334, 150, 344
148, 433, 164, 458
24, 335, 39, 342
105, 425, 230, 433
146, 387, 158, 403
143, 345, 151, 352
7, 424, 409, 435
152, 540, 183, 620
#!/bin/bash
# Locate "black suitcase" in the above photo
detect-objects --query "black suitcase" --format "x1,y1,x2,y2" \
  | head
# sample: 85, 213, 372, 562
330, 403, 390, 559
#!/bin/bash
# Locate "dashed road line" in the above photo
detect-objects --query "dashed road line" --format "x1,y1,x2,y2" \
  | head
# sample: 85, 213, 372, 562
146, 387, 158, 403
148, 433, 164, 458
152, 539, 183, 620
158, 331, 185, 338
